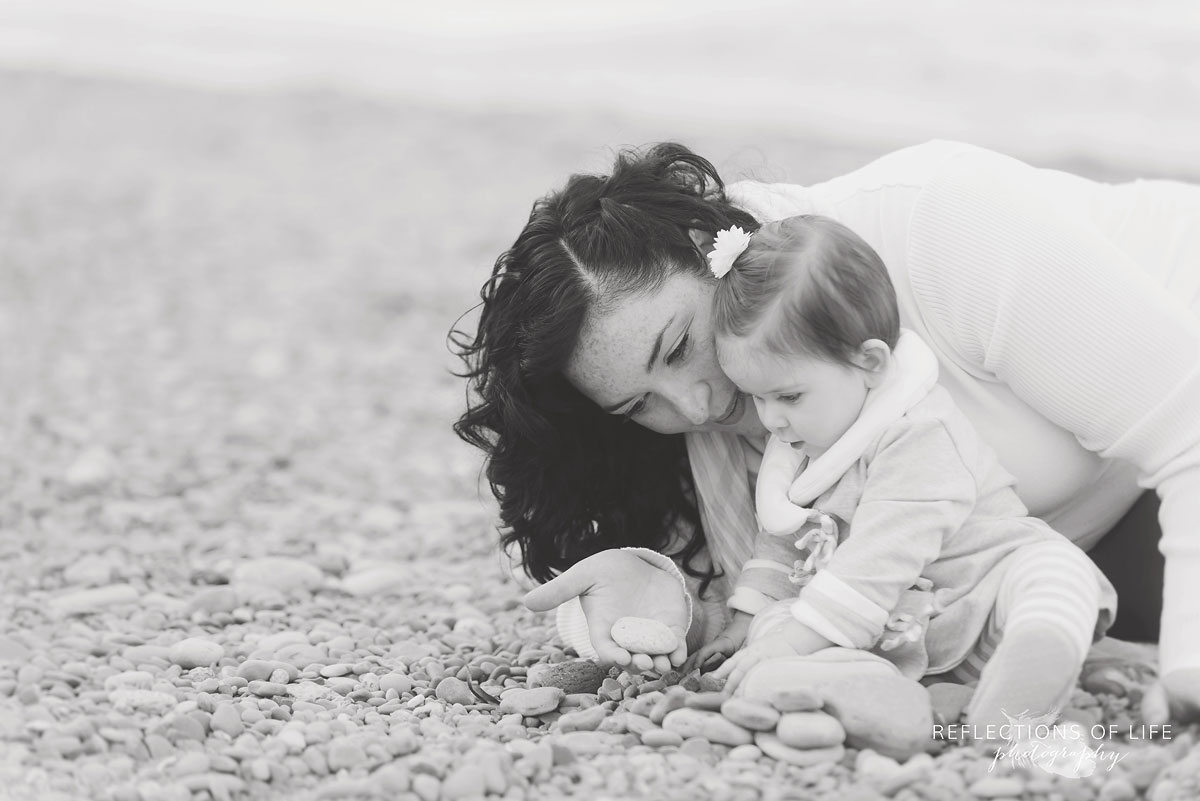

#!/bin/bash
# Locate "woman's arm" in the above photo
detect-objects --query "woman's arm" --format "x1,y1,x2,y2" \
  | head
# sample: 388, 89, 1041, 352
906, 148, 1200, 682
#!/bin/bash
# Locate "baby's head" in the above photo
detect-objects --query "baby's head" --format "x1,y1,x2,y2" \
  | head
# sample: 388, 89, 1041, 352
711, 215, 900, 449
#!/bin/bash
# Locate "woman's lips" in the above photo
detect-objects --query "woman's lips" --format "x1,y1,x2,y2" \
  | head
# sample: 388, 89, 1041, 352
714, 392, 744, 425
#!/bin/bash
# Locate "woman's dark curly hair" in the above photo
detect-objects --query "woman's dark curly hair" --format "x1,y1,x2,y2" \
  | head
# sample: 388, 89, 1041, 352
451, 143, 759, 595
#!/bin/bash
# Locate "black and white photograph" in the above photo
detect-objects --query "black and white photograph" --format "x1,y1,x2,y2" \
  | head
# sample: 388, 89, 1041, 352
2, 1, 1199, 799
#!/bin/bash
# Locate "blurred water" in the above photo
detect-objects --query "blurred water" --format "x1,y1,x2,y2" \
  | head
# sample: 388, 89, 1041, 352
1, 0, 1199, 176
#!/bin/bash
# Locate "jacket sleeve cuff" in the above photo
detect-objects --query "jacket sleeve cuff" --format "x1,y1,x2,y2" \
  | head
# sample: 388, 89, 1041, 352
790, 600, 857, 648
728, 587, 774, 616
793, 570, 891, 648
555, 598, 598, 660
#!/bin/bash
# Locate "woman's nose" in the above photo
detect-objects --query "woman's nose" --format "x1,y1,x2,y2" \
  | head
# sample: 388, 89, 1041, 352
670, 382, 710, 426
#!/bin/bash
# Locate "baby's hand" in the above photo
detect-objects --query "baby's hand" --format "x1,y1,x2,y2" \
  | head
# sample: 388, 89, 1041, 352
712, 634, 799, 694
685, 612, 753, 674
1142, 667, 1200, 724
712, 619, 832, 694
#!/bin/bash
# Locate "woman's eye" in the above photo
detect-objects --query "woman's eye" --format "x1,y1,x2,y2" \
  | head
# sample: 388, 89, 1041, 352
623, 398, 648, 420
778, 393, 802, 403
666, 333, 690, 366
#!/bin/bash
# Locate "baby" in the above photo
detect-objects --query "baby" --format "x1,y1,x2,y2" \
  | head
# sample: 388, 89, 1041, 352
697, 216, 1117, 734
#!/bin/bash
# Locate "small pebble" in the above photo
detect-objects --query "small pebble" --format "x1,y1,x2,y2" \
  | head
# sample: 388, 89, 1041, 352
1082, 666, 1131, 697
1097, 777, 1137, 801
169, 638, 226, 668
171, 714, 207, 742
326, 738, 368, 771
441, 765, 486, 800
435, 677, 477, 706
64, 446, 115, 492
172, 752, 211, 777
775, 712, 847, 749
109, 689, 176, 714
210, 705, 244, 737
248, 681, 289, 697
557, 705, 608, 733
661, 708, 752, 746
232, 557, 324, 595
641, 729, 684, 748
684, 691, 728, 711
188, 587, 240, 615
728, 744, 762, 761
754, 732, 845, 767
379, 673, 413, 695
817, 674, 932, 760
498, 687, 564, 716
51, 584, 140, 616
0, 635, 31, 662
967, 776, 1026, 797
720, 697, 780, 731
609, 617, 678, 656
766, 688, 823, 712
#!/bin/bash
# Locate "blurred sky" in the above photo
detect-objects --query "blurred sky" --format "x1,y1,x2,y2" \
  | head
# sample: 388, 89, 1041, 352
1, 0, 1199, 177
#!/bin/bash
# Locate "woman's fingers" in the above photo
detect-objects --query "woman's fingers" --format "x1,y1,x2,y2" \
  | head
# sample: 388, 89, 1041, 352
522, 562, 596, 612
631, 653, 655, 672
591, 638, 633, 667
668, 625, 689, 668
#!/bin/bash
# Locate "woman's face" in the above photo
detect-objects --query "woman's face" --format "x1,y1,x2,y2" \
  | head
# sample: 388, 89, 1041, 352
564, 271, 764, 437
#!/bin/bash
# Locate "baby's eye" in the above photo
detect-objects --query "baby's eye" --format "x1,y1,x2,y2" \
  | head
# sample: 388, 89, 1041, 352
777, 393, 803, 404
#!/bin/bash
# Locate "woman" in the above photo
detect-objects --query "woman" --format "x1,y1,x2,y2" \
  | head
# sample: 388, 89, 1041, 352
452, 140, 1200, 720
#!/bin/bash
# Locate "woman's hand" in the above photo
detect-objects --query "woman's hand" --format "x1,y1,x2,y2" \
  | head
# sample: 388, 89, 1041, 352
1142, 668, 1200, 724
523, 549, 690, 670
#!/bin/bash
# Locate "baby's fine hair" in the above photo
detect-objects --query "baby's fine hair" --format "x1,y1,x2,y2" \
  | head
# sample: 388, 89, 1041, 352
711, 215, 900, 364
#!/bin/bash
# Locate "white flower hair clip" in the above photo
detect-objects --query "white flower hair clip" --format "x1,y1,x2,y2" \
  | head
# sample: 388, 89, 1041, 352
707, 226, 752, 279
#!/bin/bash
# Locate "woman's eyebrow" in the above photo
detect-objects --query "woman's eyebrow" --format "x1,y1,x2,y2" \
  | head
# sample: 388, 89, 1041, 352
644, 314, 676, 372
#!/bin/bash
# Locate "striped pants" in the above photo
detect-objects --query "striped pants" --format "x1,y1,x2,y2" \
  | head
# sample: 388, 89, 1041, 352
943, 539, 1103, 685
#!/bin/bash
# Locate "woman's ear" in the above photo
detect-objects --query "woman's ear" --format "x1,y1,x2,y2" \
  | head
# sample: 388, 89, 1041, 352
855, 339, 892, 387
688, 229, 714, 254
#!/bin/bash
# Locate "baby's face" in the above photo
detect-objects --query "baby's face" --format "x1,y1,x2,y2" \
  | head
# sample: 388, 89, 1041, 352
717, 335, 871, 453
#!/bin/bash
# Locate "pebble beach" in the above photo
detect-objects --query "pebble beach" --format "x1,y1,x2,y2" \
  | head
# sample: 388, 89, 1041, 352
2, 50, 1199, 801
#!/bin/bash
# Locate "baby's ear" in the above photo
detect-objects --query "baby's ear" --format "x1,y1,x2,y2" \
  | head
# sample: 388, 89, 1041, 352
856, 339, 892, 387
687, 228, 714, 254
